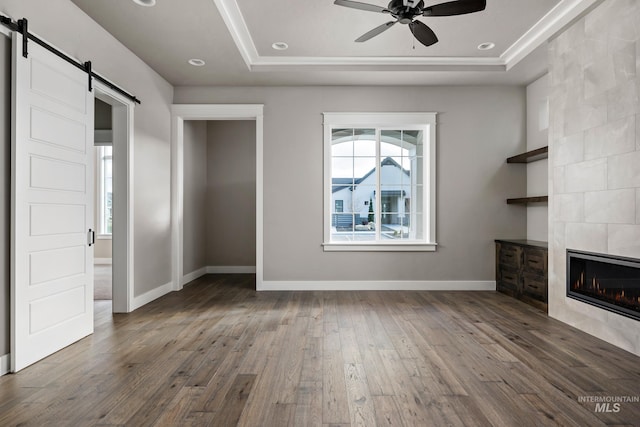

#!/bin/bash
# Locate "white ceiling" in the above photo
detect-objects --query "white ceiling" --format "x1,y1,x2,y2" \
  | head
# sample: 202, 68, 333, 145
69, 0, 601, 86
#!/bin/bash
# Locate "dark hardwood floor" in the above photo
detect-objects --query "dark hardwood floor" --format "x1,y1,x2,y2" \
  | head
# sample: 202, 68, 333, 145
1, 274, 639, 426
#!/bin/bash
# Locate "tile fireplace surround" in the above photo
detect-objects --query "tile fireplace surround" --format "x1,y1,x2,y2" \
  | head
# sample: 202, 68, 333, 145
548, 0, 640, 356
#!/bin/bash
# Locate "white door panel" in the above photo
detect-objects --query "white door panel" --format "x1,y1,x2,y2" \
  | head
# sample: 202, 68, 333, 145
29, 204, 86, 236
29, 245, 86, 285
30, 57, 88, 113
29, 286, 87, 333
30, 107, 88, 152
29, 155, 87, 192
11, 33, 94, 372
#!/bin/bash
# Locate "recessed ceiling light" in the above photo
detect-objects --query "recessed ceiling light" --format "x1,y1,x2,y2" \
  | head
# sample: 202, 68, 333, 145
477, 42, 495, 51
188, 59, 206, 67
272, 42, 289, 51
132, 0, 156, 6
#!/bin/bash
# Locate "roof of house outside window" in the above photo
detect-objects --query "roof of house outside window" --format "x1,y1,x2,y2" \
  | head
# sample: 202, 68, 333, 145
332, 157, 410, 193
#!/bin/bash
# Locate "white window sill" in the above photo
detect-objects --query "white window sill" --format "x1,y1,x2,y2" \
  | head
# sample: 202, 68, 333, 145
97, 234, 112, 240
322, 242, 437, 252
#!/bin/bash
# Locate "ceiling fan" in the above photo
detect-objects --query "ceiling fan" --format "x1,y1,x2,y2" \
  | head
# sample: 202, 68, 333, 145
334, 0, 486, 47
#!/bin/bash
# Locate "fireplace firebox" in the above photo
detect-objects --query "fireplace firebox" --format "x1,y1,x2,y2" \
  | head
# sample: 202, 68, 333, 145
567, 250, 640, 321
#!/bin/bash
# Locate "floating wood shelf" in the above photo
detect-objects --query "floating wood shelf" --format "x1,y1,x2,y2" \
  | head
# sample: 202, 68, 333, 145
507, 196, 549, 205
507, 146, 548, 163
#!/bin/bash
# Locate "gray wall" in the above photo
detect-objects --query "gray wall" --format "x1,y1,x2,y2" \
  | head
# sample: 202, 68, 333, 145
0, 35, 10, 356
95, 98, 112, 130
182, 121, 208, 274
0, 0, 174, 302
174, 86, 527, 281
206, 121, 256, 267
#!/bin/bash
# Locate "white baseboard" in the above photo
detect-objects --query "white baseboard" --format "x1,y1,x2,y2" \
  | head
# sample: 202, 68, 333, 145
258, 280, 496, 291
181, 267, 207, 286
94, 258, 112, 265
206, 266, 256, 274
131, 281, 173, 310
0, 353, 10, 376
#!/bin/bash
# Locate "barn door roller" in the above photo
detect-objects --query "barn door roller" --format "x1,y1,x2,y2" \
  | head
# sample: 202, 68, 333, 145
0, 15, 141, 104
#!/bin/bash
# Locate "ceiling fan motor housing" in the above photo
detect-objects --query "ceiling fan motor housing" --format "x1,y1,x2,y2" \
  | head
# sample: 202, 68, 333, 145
387, 0, 424, 23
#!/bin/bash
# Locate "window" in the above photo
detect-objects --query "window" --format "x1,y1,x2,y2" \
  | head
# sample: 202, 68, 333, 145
323, 113, 437, 251
97, 145, 113, 236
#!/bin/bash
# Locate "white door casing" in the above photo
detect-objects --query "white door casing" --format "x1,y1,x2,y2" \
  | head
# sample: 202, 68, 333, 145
94, 84, 135, 314
11, 33, 94, 372
170, 104, 264, 291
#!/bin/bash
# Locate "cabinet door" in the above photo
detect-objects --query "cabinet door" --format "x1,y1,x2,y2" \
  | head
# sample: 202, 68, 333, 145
499, 243, 522, 268
522, 273, 547, 302
498, 266, 520, 293
523, 247, 547, 276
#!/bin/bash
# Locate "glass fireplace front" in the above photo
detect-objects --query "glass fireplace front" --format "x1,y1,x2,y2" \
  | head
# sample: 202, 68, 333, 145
567, 250, 640, 321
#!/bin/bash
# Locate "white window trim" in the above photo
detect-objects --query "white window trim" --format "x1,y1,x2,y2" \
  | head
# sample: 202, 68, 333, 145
96, 145, 112, 238
322, 112, 437, 252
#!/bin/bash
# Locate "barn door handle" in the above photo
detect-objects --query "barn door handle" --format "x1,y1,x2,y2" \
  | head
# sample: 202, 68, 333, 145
88, 229, 95, 247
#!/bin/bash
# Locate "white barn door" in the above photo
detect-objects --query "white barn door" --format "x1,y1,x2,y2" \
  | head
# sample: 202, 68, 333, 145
11, 33, 94, 372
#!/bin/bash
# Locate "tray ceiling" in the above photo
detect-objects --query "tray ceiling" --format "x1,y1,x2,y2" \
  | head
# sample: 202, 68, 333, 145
69, 0, 602, 86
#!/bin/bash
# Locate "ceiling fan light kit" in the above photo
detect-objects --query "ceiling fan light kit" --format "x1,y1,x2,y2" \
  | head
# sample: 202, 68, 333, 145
334, 0, 486, 47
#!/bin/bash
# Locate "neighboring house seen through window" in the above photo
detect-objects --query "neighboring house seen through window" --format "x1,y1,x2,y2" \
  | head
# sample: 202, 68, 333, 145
323, 113, 437, 251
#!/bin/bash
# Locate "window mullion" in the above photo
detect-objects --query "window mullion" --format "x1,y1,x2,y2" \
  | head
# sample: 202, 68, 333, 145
423, 151, 429, 242
375, 128, 381, 242
102, 148, 108, 235
98, 146, 105, 235
351, 128, 356, 240
400, 129, 404, 239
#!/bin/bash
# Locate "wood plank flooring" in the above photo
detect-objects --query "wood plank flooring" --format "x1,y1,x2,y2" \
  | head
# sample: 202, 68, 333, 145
1, 274, 639, 426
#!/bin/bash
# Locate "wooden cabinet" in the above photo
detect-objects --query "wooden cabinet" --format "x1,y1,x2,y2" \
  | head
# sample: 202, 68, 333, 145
495, 239, 548, 311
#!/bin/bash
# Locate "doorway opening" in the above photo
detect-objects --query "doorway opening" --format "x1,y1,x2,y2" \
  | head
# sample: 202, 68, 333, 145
181, 120, 256, 282
94, 83, 135, 313
93, 98, 113, 301
171, 105, 264, 291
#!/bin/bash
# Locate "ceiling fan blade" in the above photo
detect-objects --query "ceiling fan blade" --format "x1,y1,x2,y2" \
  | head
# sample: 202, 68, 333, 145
409, 21, 438, 46
355, 21, 397, 42
334, 0, 388, 13
423, 0, 486, 16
